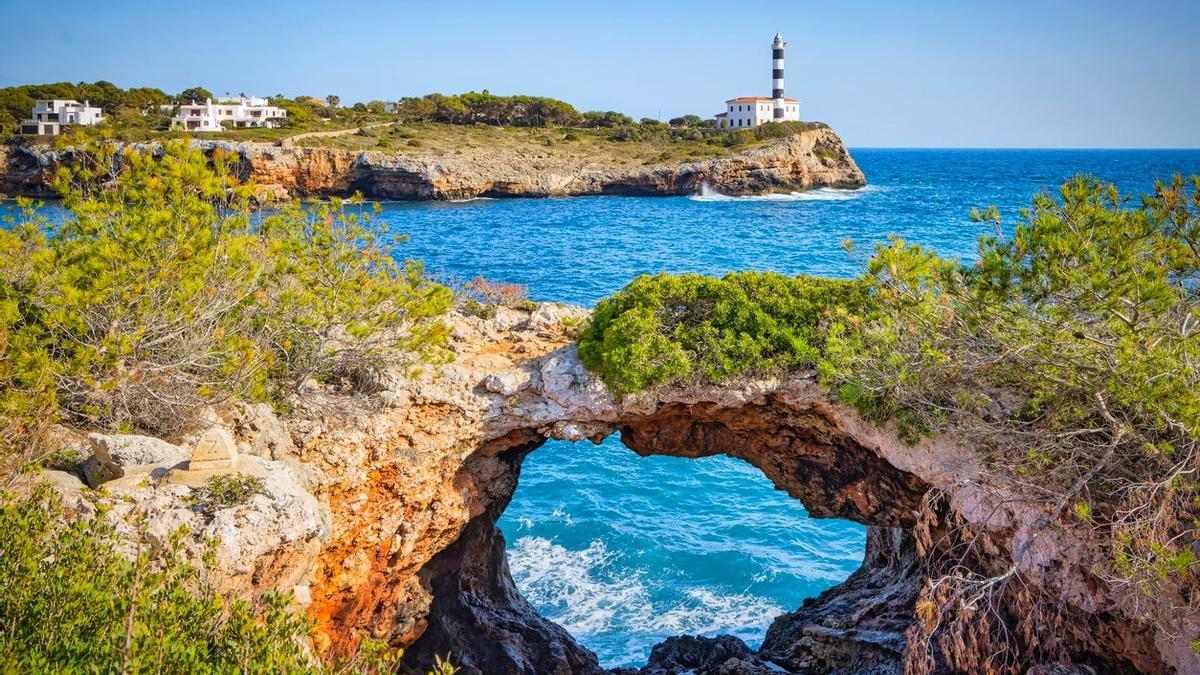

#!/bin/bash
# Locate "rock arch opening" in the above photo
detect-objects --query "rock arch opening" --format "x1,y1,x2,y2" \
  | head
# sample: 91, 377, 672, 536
403, 393, 932, 674
498, 435, 867, 668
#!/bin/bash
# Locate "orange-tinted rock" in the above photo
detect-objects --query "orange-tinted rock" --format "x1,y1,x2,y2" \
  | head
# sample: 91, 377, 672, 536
1, 130, 865, 201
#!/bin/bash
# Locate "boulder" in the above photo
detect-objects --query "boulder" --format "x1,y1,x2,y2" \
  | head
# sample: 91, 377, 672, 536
482, 369, 533, 396
81, 450, 122, 488
89, 433, 189, 467
164, 426, 250, 487
529, 302, 590, 331
640, 635, 779, 675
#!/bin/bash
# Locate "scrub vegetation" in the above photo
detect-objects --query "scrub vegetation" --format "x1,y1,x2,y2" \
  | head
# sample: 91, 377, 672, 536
579, 174, 1200, 641
0, 485, 457, 674
304, 119, 828, 167
0, 138, 456, 670
579, 271, 871, 394
1, 136, 451, 451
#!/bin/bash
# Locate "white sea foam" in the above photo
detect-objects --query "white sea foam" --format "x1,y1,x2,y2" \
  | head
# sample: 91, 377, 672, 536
507, 536, 784, 639
690, 182, 878, 202
549, 504, 574, 525
446, 196, 498, 203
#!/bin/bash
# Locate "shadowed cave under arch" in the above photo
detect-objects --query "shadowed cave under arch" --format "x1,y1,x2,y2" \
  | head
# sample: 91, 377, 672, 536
403, 398, 932, 675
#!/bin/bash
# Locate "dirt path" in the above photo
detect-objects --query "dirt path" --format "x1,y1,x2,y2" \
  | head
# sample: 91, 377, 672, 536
280, 121, 394, 147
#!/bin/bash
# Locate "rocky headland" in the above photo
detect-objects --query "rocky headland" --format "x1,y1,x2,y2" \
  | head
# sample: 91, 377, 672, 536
0, 128, 864, 201
32, 303, 1199, 675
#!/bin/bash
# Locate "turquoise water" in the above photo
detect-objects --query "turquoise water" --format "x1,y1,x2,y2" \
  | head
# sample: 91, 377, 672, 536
374, 149, 1200, 668
11, 149, 1200, 668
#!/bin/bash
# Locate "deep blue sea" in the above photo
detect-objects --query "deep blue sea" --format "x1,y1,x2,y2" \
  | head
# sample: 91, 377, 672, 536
9, 149, 1200, 668
376, 149, 1200, 668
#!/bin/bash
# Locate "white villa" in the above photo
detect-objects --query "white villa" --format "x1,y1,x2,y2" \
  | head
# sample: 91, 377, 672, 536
171, 95, 288, 132
20, 99, 104, 136
716, 33, 801, 130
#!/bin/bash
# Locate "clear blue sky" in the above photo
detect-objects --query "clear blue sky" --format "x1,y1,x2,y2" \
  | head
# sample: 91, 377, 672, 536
2, 0, 1197, 147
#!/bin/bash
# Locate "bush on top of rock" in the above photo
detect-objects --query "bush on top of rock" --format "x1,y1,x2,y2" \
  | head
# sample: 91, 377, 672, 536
577, 270, 872, 395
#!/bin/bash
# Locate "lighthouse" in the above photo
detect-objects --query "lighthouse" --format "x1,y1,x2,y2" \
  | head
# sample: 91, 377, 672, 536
772, 33, 786, 120
713, 34, 801, 130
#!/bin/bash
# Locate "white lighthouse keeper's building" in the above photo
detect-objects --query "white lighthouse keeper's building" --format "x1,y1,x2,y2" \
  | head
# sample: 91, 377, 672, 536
715, 33, 800, 130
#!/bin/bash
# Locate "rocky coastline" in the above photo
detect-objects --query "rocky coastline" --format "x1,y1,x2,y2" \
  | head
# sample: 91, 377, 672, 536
32, 303, 1198, 675
0, 128, 864, 201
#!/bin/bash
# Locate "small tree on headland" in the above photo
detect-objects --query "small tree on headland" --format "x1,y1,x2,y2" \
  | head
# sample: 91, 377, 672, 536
326, 94, 341, 108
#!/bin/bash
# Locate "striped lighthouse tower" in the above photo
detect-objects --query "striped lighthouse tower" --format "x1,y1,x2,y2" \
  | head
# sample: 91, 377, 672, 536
772, 33, 786, 120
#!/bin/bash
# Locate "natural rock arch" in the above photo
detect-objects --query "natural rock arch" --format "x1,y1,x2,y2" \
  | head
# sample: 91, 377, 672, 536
402, 395, 934, 674
290, 308, 1183, 675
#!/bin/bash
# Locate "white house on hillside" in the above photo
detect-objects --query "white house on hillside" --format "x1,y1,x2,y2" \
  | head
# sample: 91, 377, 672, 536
171, 96, 288, 132
716, 33, 801, 130
20, 100, 105, 135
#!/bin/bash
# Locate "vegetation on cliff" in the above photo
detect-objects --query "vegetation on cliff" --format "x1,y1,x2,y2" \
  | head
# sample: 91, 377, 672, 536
0, 137, 451, 464
579, 272, 871, 394
826, 175, 1200, 659
0, 139, 456, 670
303, 119, 831, 166
0, 485, 458, 673
580, 174, 1200, 651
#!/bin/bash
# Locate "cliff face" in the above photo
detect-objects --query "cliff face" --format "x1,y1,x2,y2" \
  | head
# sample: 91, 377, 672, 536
0, 128, 865, 200
36, 305, 1198, 675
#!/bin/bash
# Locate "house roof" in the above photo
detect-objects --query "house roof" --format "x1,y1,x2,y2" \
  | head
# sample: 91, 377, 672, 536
725, 96, 798, 103
714, 112, 728, 117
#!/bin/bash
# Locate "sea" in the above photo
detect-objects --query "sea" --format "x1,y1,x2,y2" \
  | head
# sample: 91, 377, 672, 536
11, 149, 1200, 668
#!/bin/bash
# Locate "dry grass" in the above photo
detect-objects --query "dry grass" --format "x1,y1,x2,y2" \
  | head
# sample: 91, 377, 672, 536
294, 122, 789, 167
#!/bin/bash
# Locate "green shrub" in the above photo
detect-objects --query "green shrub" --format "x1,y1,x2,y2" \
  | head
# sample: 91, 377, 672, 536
0, 486, 457, 672
189, 474, 266, 510
578, 271, 872, 394
0, 208, 57, 478
460, 300, 496, 320
821, 174, 1200, 626
1, 137, 451, 437
0, 486, 326, 672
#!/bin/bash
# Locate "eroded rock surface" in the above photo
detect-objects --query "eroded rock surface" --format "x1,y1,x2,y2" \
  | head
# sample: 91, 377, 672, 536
33, 304, 1198, 674
0, 129, 864, 200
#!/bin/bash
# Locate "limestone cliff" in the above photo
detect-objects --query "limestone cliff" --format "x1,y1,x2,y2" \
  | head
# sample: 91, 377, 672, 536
0, 128, 865, 200
33, 304, 1198, 675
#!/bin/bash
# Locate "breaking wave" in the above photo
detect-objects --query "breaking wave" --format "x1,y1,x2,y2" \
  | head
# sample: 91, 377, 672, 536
507, 536, 785, 665
689, 183, 880, 202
